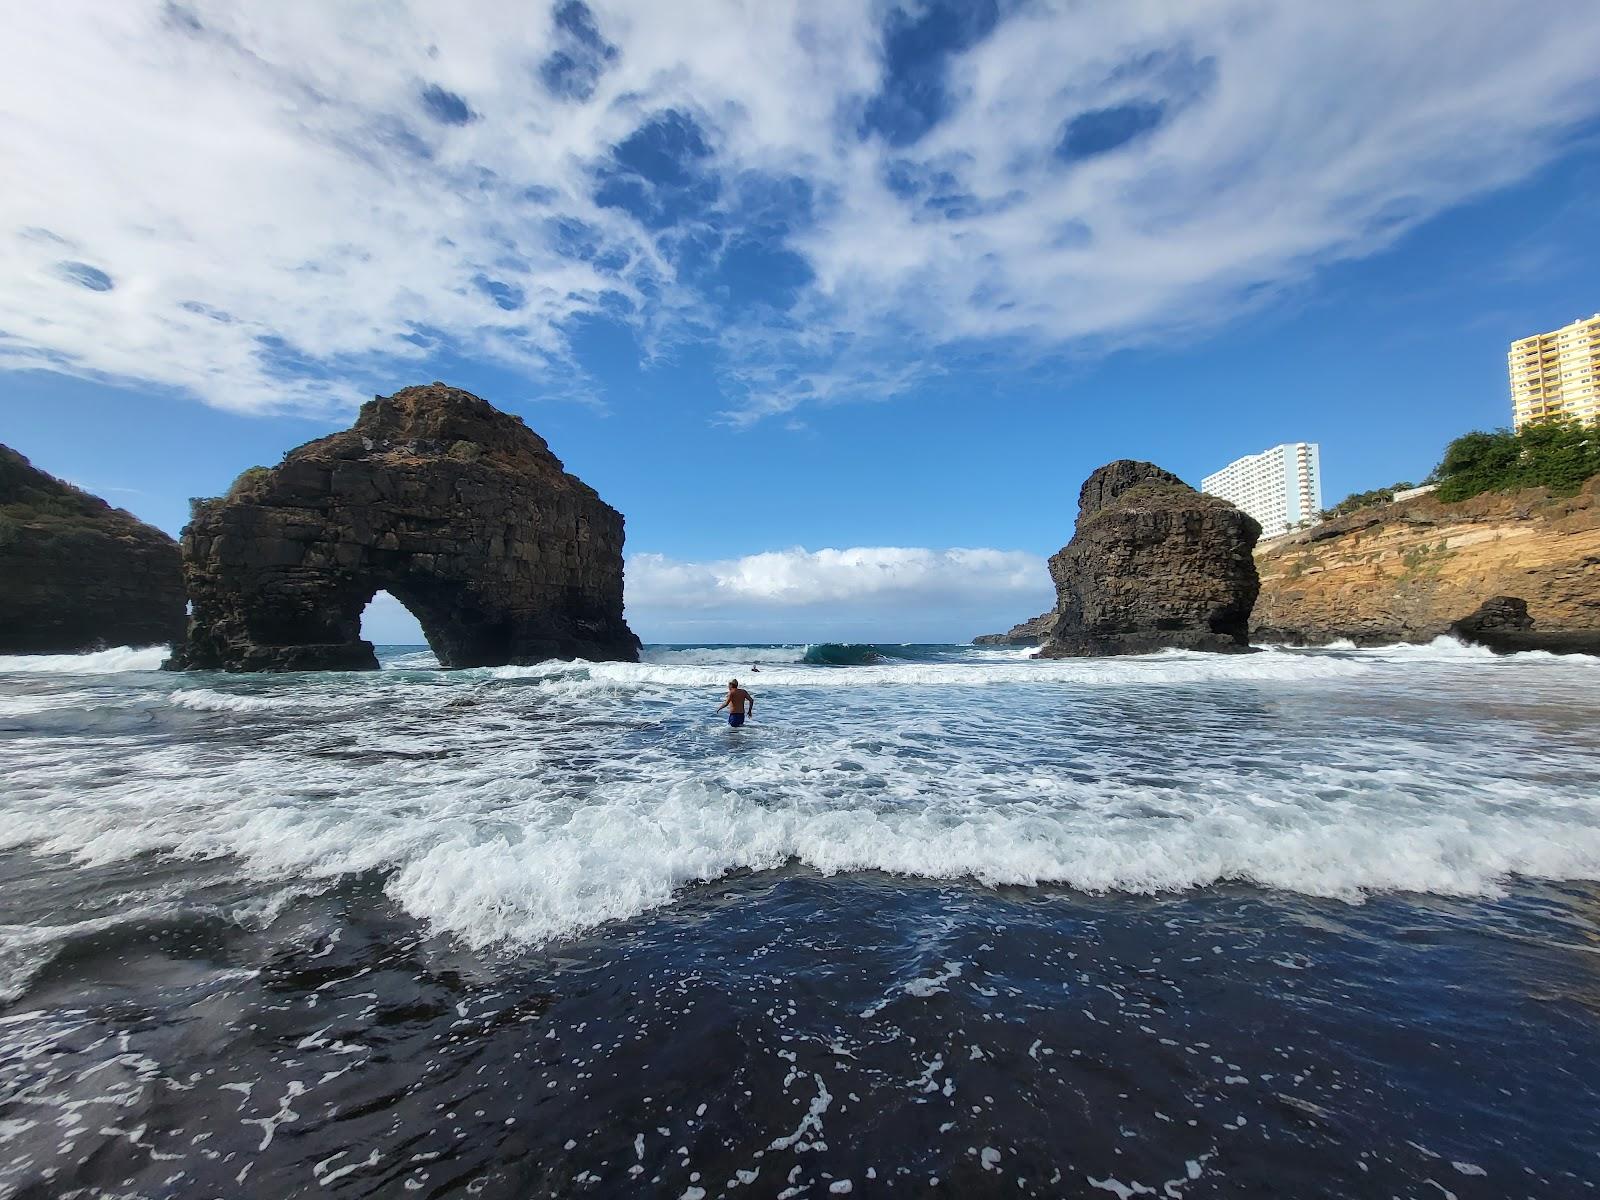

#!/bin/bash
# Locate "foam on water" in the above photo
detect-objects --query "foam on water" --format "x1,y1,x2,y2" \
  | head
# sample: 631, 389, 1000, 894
168, 688, 302, 713
487, 645, 1389, 691
643, 645, 807, 666
3, 639, 1598, 951
0, 645, 169, 674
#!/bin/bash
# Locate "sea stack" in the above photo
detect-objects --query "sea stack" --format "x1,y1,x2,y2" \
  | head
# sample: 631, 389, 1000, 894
168, 383, 640, 671
0, 444, 186, 653
1036, 459, 1262, 658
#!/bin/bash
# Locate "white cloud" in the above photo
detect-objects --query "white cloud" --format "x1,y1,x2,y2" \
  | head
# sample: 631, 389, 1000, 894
3, 1, 1599, 419
625, 545, 1052, 641
360, 548, 1052, 644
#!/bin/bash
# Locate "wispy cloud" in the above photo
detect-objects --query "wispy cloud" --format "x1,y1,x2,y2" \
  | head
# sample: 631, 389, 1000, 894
3, 1, 1599, 420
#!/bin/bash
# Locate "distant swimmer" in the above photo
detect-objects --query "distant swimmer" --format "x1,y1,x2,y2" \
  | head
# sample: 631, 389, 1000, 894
717, 678, 755, 727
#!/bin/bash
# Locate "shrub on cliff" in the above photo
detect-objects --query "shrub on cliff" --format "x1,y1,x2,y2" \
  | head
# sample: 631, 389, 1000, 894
1321, 482, 1415, 519
1433, 420, 1600, 502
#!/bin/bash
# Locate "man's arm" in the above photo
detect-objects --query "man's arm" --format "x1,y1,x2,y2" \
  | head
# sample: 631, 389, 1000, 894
716, 695, 730, 711
744, 690, 755, 716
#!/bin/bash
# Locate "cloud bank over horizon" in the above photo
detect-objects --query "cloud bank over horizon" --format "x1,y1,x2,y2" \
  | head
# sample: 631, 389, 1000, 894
361, 545, 1054, 645
5, 1, 1600, 424
632, 543, 1053, 643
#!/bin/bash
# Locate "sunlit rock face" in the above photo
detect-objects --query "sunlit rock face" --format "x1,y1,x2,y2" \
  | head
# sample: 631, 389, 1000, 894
1251, 480, 1600, 646
1036, 460, 1262, 658
0, 444, 185, 653
169, 383, 639, 671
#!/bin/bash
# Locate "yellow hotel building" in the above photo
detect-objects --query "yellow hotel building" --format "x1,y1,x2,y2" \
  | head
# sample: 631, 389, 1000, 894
1508, 313, 1600, 429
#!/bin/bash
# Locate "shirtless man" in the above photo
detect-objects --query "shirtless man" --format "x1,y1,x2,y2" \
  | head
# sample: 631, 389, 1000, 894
717, 678, 755, 727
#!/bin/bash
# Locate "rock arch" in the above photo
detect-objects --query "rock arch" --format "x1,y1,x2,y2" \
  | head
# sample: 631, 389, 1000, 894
167, 384, 639, 671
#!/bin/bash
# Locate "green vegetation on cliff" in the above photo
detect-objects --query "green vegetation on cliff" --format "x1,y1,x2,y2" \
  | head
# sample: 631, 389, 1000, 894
1, 445, 127, 549
1433, 420, 1600, 502
1323, 481, 1416, 518
1323, 419, 1598, 518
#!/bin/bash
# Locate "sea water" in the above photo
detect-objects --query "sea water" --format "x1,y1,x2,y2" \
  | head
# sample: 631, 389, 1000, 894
0, 640, 1597, 1196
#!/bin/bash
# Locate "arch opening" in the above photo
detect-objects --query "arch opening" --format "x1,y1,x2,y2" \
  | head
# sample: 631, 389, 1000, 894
360, 590, 427, 649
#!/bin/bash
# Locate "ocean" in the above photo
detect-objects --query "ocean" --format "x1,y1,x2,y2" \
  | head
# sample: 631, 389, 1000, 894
1, 640, 1598, 1198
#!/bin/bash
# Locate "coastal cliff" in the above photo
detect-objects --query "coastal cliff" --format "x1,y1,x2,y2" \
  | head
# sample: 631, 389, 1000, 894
973, 611, 1056, 646
1252, 478, 1600, 645
0, 444, 186, 652
1037, 460, 1262, 657
170, 383, 640, 671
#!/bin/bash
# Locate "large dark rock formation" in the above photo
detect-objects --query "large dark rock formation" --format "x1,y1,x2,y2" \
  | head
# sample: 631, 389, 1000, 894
1448, 595, 1600, 656
0, 444, 186, 652
168, 383, 640, 671
1036, 460, 1262, 658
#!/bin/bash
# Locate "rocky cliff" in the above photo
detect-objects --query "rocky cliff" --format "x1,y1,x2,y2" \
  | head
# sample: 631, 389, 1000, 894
169, 383, 640, 671
1252, 478, 1600, 645
1037, 460, 1262, 657
0, 444, 186, 652
973, 611, 1056, 646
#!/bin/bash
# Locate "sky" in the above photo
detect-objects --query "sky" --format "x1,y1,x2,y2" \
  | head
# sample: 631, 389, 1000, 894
4, 0, 1600, 644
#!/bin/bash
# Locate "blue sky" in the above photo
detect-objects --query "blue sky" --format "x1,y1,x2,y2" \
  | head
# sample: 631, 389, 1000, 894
4, 1, 1600, 643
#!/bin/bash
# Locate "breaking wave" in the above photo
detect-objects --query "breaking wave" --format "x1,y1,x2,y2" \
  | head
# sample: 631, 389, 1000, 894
2, 637, 1597, 951
642, 645, 807, 666
0, 645, 170, 674
800, 643, 956, 666
168, 688, 299, 713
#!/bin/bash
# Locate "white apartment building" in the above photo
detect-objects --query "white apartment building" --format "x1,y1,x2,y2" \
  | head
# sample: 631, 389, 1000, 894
1201, 443, 1322, 537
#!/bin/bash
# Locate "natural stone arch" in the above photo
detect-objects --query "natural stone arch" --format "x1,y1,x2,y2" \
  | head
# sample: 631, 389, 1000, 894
167, 383, 639, 671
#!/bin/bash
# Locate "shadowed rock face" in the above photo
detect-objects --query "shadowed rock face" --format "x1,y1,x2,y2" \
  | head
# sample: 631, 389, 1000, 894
1036, 460, 1262, 658
0, 444, 186, 653
1448, 595, 1600, 656
168, 384, 639, 671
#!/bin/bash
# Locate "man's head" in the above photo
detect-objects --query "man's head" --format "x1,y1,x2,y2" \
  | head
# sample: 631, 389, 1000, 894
728, 678, 739, 690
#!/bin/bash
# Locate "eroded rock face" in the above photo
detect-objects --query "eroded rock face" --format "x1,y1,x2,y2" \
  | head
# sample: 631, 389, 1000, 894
168, 384, 640, 671
1036, 460, 1262, 658
1252, 479, 1600, 645
973, 611, 1057, 647
0, 444, 186, 652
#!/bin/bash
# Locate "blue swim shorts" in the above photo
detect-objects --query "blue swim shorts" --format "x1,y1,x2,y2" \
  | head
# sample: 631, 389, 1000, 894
728, 712, 745, 727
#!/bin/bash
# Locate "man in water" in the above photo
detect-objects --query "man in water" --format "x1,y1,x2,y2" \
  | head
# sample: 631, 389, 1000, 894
717, 678, 755, 727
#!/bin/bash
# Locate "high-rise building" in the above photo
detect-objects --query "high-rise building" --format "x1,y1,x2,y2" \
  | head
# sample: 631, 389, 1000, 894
1201, 443, 1322, 537
1509, 313, 1600, 429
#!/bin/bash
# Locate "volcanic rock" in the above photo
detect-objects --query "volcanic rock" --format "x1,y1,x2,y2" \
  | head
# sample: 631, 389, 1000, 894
1448, 595, 1600, 656
168, 383, 640, 671
1036, 460, 1262, 658
973, 610, 1057, 647
0, 444, 186, 652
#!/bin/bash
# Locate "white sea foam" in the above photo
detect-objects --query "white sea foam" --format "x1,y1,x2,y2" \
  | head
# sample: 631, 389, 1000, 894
379, 648, 442, 670
488, 646, 1386, 692
2, 641, 1598, 956
0, 693, 90, 717
642, 645, 807, 666
0, 645, 169, 674
168, 688, 298, 713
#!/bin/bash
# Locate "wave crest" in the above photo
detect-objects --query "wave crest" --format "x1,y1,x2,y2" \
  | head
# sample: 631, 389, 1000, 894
0, 645, 169, 674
